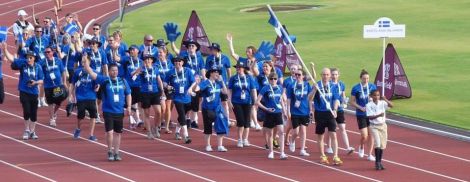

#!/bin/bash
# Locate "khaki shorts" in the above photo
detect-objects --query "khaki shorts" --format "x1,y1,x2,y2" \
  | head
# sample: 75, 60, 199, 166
371, 123, 388, 149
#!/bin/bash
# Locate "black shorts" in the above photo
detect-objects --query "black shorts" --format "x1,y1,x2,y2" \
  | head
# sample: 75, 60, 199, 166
164, 87, 173, 100
96, 84, 103, 100
263, 112, 283, 129
174, 102, 192, 126
202, 109, 216, 134
0, 78, 4, 104
314, 111, 336, 135
140, 92, 161, 109
356, 115, 370, 129
103, 112, 124, 133
44, 86, 67, 105
77, 100, 97, 119
190, 93, 200, 112
233, 103, 252, 128
67, 69, 75, 83
291, 115, 309, 129
131, 87, 141, 104
220, 93, 228, 102
335, 110, 345, 124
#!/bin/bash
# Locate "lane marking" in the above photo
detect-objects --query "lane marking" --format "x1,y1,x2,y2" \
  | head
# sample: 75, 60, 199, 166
0, 0, 21, 7
0, 0, 50, 16
0, 159, 56, 182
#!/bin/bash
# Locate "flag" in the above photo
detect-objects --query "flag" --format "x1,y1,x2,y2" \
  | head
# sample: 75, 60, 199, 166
17, 32, 23, 44
180, 10, 211, 56
267, 7, 291, 45
378, 20, 391, 28
64, 23, 78, 36
0, 26, 7, 42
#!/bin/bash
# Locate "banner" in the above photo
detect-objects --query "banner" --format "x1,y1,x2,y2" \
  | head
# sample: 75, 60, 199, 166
0, 26, 7, 42
180, 10, 211, 55
374, 43, 412, 99
273, 36, 300, 73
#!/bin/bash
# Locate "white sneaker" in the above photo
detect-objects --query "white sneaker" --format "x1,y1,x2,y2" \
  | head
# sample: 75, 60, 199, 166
346, 147, 355, 155
255, 124, 262, 131
250, 120, 256, 128
300, 149, 310, 157
22, 130, 30, 140
205, 145, 213, 152
237, 139, 244, 148
49, 118, 57, 127
280, 153, 288, 160
29, 132, 38, 139
367, 155, 376, 161
289, 141, 296, 152
325, 147, 333, 154
37, 99, 42, 107
41, 98, 48, 107
358, 147, 365, 158
268, 152, 274, 159
243, 139, 250, 147
95, 114, 104, 124
217, 146, 228, 152
147, 132, 155, 139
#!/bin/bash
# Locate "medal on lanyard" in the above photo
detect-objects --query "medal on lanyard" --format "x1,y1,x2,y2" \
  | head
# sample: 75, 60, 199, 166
147, 67, 153, 92
188, 54, 197, 74
294, 81, 303, 108
37, 38, 45, 60
93, 51, 102, 72
206, 81, 216, 102
48, 58, 56, 80
27, 65, 36, 81
360, 83, 369, 99
239, 75, 247, 100
109, 78, 120, 102
176, 68, 185, 94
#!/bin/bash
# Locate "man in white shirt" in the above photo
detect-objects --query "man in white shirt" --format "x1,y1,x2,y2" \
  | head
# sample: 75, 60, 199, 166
12, 10, 34, 41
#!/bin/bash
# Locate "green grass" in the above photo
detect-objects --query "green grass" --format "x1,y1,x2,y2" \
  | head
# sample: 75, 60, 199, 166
109, 0, 470, 129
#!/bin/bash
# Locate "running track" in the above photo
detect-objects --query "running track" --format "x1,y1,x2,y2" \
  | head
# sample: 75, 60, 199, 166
0, 0, 469, 181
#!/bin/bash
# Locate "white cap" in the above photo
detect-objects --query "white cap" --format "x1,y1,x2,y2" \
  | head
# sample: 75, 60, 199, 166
18, 10, 27, 16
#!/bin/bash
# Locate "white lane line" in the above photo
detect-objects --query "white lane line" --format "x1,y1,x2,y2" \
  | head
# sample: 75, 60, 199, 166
0, 159, 57, 182
0, 0, 50, 16
0, 133, 135, 182
0, 0, 21, 7
0, 97, 216, 182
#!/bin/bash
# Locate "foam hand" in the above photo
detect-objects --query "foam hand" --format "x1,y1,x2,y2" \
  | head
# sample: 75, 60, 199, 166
163, 22, 181, 42
254, 41, 274, 61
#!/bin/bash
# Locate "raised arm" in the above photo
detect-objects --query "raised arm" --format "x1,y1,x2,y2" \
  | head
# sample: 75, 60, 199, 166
82, 54, 98, 80
226, 33, 240, 61
0, 42, 15, 63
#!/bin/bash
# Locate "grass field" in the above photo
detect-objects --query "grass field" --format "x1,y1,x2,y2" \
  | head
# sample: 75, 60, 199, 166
109, 0, 470, 130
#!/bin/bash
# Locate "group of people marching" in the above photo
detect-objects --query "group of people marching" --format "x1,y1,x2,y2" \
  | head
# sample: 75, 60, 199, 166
0, 9, 394, 170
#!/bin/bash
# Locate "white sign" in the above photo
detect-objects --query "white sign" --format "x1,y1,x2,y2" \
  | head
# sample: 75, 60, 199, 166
363, 17, 406, 38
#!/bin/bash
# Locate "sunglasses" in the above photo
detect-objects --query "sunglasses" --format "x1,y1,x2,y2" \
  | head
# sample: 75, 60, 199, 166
145, 39, 153, 41
27, 56, 35, 59
269, 78, 278, 80
295, 73, 303, 77
45, 51, 52, 53
35, 30, 43, 32
43, 21, 50, 23
174, 59, 183, 62
188, 44, 196, 47
93, 28, 100, 30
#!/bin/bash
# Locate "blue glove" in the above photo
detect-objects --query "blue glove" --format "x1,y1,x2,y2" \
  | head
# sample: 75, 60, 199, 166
163, 22, 181, 42
289, 35, 297, 44
254, 41, 274, 61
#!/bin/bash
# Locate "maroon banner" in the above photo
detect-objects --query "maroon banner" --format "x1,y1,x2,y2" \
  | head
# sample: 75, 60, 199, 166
180, 10, 211, 55
273, 36, 301, 74
374, 43, 412, 100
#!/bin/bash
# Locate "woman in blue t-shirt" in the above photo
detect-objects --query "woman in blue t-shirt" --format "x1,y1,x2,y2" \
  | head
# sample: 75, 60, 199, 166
155, 47, 174, 134
350, 69, 377, 161
255, 72, 287, 160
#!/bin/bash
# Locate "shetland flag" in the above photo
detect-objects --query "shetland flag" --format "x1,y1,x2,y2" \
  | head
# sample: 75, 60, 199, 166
0, 26, 7, 42
64, 23, 78, 36
267, 6, 291, 45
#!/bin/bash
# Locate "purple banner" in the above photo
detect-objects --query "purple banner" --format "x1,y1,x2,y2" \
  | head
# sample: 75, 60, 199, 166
180, 10, 211, 56
273, 36, 300, 74
374, 43, 412, 100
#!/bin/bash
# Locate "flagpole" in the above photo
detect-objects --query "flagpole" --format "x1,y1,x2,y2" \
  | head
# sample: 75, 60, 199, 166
382, 37, 386, 97
267, 5, 335, 116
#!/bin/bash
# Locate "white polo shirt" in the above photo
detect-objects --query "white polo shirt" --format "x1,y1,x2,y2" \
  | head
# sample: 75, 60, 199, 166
366, 100, 388, 125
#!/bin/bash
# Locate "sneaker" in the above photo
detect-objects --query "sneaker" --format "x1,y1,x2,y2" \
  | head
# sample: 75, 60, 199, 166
154, 127, 161, 138
379, 163, 385, 170
300, 150, 310, 157
280, 153, 288, 160
136, 120, 144, 127
347, 147, 355, 155
175, 132, 182, 140
186, 119, 191, 127
325, 147, 333, 154
88, 135, 97, 141
37, 99, 42, 107
107, 151, 114, 161
358, 147, 365, 158
49, 118, 57, 127
333, 156, 343, 165
268, 152, 274, 159
129, 123, 136, 130
289, 141, 296, 153
217, 146, 228, 152
264, 144, 269, 150
367, 155, 376, 161
250, 120, 256, 128
114, 153, 122, 161
29, 132, 38, 139
273, 139, 279, 149
184, 136, 192, 144
147, 132, 155, 139
190, 121, 199, 128
375, 162, 381, 170
41, 98, 48, 107
95, 115, 104, 124
320, 155, 330, 164
255, 124, 262, 131
237, 139, 244, 148
73, 128, 81, 139
243, 139, 250, 147
22, 130, 30, 140
66, 103, 75, 117
205, 145, 213, 152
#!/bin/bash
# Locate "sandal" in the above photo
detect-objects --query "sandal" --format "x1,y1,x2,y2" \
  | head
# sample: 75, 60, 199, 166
165, 130, 172, 134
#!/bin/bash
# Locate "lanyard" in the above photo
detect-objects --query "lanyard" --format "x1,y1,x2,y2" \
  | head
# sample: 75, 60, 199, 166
175, 68, 185, 84
27, 65, 36, 80
35, 37, 42, 51
145, 66, 155, 83
187, 54, 198, 72
360, 82, 369, 99
92, 50, 101, 65
213, 54, 221, 68
46, 57, 56, 71
237, 74, 248, 90
130, 56, 140, 68
319, 81, 330, 94
108, 77, 119, 94
208, 80, 216, 97
294, 81, 305, 98
158, 60, 168, 76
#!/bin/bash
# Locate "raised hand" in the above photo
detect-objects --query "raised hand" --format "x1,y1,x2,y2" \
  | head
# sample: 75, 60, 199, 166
254, 41, 274, 61
226, 33, 233, 42
163, 22, 181, 42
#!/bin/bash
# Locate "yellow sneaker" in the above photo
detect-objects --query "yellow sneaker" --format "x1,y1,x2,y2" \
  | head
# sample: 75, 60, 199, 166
333, 156, 343, 166
320, 155, 329, 164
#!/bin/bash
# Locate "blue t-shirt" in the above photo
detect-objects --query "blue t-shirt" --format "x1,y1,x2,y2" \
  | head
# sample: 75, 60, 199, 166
166, 68, 195, 104
25, 36, 50, 60
122, 56, 143, 88
314, 81, 340, 112
331, 81, 346, 111
60, 44, 80, 70
13, 59, 44, 95
259, 85, 284, 113
139, 65, 161, 93
117, 42, 128, 57
283, 76, 296, 89
95, 75, 131, 114
228, 74, 256, 105
0, 50, 2, 79
205, 54, 231, 84
88, 49, 108, 74
180, 51, 205, 76
257, 61, 283, 78
138, 44, 158, 60
153, 59, 174, 82
199, 80, 223, 110
72, 68, 97, 101
351, 82, 377, 116
287, 81, 312, 116
39, 57, 65, 88
105, 47, 126, 78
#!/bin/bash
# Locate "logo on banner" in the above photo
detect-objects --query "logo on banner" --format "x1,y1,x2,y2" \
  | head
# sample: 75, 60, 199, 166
364, 17, 406, 38
180, 10, 211, 55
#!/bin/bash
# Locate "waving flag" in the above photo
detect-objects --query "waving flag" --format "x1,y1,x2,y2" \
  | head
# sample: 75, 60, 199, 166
64, 23, 79, 36
267, 6, 291, 45
0, 26, 7, 42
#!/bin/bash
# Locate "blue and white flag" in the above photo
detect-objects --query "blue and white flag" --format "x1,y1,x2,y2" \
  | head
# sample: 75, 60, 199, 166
267, 6, 291, 45
0, 26, 7, 42
17, 32, 23, 44
379, 20, 391, 28
64, 23, 78, 36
